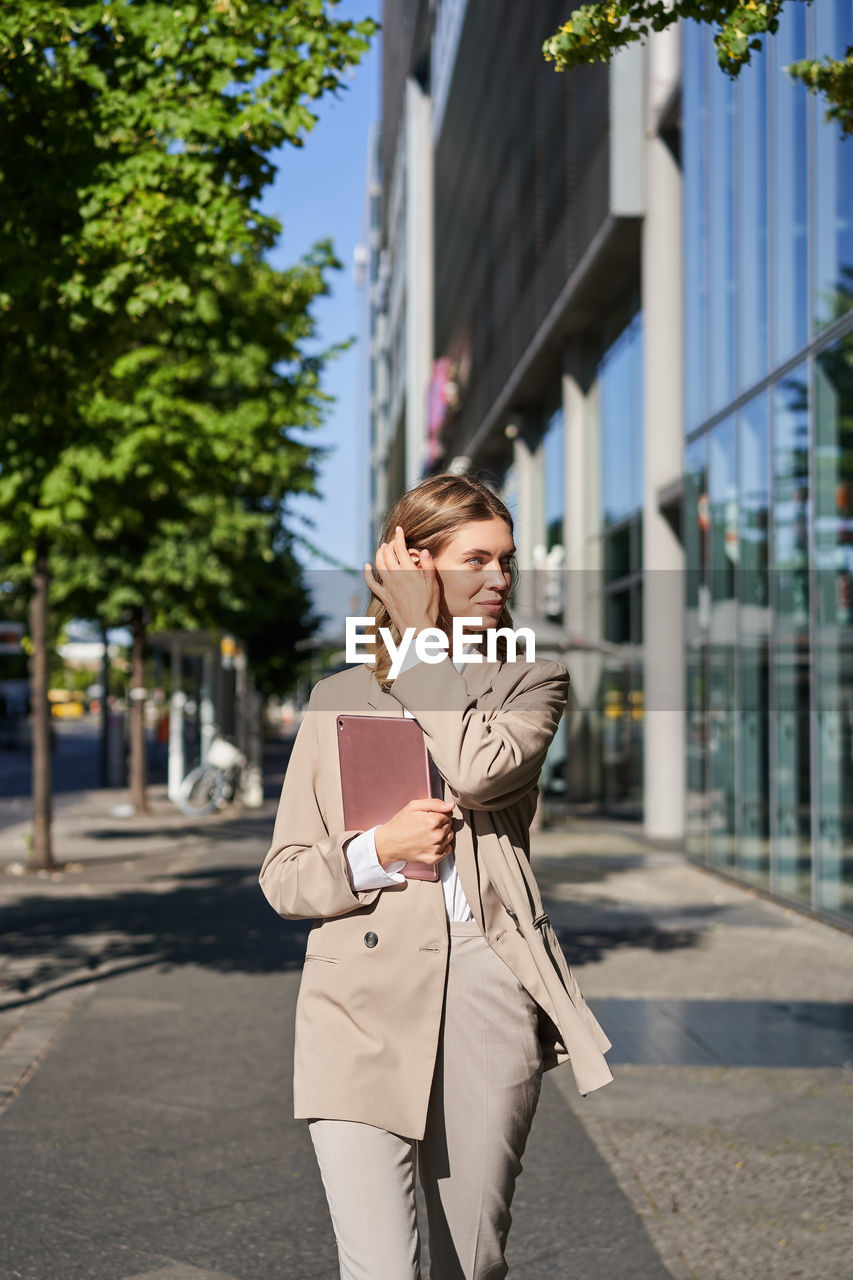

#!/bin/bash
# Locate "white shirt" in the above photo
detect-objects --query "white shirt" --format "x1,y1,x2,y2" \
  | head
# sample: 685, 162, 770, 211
344, 641, 477, 922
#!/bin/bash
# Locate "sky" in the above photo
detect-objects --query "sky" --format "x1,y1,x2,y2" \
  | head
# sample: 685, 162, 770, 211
259, 0, 381, 638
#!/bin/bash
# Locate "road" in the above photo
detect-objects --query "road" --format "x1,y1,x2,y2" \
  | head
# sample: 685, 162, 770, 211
0, 718, 168, 835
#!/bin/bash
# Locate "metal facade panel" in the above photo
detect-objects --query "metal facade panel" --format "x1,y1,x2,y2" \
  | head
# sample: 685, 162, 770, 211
434, 0, 611, 451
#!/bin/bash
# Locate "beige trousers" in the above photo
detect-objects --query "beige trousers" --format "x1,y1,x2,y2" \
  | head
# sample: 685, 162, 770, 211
308, 920, 543, 1280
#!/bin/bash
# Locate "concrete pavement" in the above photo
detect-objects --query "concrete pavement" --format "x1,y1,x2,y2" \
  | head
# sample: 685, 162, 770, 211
0, 770, 851, 1279
534, 824, 853, 1280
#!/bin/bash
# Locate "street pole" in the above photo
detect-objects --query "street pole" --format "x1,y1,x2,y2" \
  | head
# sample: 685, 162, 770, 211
167, 637, 185, 803
200, 648, 215, 765
242, 671, 264, 808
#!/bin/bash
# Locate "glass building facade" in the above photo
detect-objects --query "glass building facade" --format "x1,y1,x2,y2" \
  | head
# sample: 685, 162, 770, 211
540, 405, 566, 626
598, 306, 645, 811
683, 2, 853, 923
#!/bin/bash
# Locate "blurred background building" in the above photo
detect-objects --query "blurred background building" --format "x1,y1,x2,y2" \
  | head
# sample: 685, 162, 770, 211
364, 0, 853, 927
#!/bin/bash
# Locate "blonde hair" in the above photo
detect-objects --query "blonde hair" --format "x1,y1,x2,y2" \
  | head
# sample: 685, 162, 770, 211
364, 471, 518, 690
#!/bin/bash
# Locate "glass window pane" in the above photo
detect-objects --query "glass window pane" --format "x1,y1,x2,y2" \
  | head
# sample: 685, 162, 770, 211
813, 0, 853, 336
604, 525, 632, 584
770, 2, 809, 366
707, 39, 735, 416
708, 419, 737, 869
771, 364, 811, 903
683, 20, 709, 431
600, 311, 644, 525
628, 661, 644, 811
686, 648, 709, 860
772, 368, 810, 627
630, 316, 644, 511
735, 46, 768, 393
540, 406, 566, 624
601, 660, 634, 808
606, 589, 631, 645
685, 436, 709, 860
738, 393, 770, 609
544, 406, 565, 552
709, 418, 737, 606
737, 393, 771, 886
685, 436, 708, 613
814, 333, 853, 921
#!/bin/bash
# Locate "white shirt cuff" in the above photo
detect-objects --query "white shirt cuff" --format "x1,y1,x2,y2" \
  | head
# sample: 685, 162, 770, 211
346, 826, 406, 890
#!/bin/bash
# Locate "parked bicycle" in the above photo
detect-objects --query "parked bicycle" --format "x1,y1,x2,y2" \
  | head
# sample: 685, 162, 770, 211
176, 731, 247, 817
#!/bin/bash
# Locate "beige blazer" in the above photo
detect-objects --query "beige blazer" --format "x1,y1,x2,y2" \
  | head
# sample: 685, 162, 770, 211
259, 649, 613, 1141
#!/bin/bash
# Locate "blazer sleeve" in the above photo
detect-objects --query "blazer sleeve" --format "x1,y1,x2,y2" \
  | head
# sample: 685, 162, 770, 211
386, 654, 569, 812
259, 684, 383, 921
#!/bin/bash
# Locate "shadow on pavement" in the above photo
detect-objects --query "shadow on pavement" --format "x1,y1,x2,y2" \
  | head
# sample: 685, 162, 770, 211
0, 897, 702, 1011
1, 798, 707, 1009
552, 920, 701, 966
0, 847, 312, 1008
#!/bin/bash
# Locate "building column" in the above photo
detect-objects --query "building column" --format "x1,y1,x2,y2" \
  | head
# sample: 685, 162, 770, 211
641, 24, 685, 841
563, 345, 603, 803
405, 76, 434, 489
510, 416, 545, 618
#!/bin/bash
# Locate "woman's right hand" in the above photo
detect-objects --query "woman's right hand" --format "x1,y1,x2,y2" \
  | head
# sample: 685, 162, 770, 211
374, 797, 456, 869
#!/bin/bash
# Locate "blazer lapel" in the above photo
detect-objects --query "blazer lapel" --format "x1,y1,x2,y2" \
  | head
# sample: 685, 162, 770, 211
365, 669, 405, 713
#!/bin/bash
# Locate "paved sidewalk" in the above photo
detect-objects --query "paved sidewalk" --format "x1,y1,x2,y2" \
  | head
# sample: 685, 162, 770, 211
0, 784, 237, 1010
0, 796, 669, 1280
0, 784, 249, 1122
0, 782, 851, 1278
533, 821, 853, 1280
1, 782, 225, 875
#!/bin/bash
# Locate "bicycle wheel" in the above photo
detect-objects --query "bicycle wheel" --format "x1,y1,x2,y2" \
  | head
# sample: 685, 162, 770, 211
177, 765, 226, 817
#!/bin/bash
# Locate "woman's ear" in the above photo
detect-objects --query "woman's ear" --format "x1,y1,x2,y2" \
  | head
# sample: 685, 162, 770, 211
408, 549, 421, 567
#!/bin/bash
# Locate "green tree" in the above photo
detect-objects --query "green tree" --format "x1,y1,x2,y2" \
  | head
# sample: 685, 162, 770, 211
0, 1, 376, 864
49, 242, 336, 811
543, 1, 853, 137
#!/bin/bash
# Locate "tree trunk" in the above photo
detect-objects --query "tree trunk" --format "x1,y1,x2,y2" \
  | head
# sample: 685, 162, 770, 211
29, 548, 54, 869
129, 612, 148, 814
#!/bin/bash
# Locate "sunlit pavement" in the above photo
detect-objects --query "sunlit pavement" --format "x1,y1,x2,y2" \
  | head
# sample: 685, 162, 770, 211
532, 823, 853, 1280
0, 768, 850, 1279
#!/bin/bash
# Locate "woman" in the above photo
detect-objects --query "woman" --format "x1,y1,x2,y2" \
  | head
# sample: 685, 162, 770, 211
260, 472, 612, 1280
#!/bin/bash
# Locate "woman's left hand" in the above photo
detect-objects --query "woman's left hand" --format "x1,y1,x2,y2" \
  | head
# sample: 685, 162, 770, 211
364, 525, 440, 635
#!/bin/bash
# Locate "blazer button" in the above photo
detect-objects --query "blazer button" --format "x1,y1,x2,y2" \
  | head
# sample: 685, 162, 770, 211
363, 932, 379, 949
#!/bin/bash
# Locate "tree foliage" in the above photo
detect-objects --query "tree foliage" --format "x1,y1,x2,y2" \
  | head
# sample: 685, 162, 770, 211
0, 1, 377, 845
543, 2, 853, 137
0, 0, 376, 662
46, 239, 337, 691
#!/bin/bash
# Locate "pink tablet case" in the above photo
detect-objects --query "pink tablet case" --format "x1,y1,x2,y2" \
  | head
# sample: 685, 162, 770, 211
336, 714, 443, 882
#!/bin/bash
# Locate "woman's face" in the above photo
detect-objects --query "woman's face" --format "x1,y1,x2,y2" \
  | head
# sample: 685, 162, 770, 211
423, 517, 515, 636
